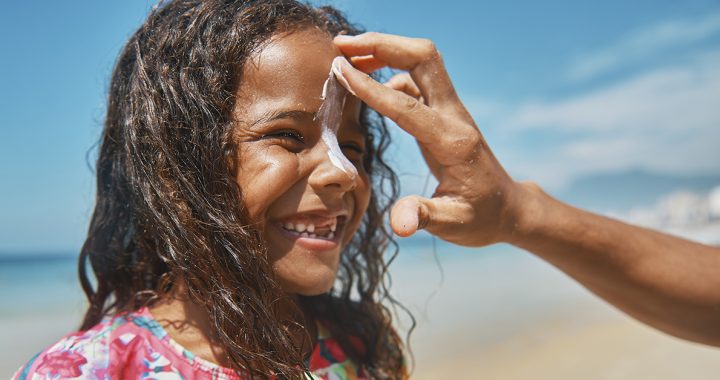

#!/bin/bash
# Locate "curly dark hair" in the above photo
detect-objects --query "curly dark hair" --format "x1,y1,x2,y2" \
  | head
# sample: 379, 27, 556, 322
78, 0, 410, 378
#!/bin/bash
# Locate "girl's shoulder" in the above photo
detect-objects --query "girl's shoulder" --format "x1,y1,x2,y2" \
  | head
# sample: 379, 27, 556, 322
12, 308, 370, 380
13, 312, 124, 379
12, 308, 240, 380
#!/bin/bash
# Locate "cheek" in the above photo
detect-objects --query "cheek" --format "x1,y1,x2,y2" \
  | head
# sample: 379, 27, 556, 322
344, 173, 372, 244
236, 145, 300, 221
357, 174, 372, 214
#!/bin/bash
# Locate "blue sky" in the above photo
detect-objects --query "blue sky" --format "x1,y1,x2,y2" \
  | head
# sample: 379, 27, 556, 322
2, 0, 719, 254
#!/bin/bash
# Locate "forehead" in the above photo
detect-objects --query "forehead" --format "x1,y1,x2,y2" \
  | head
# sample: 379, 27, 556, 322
234, 28, 345, 119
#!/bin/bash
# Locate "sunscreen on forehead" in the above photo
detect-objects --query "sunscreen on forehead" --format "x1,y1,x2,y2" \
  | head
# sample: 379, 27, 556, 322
314, 57, 358, 180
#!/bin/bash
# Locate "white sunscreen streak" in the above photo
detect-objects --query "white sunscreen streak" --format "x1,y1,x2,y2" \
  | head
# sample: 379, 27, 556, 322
315, 57, 358, 180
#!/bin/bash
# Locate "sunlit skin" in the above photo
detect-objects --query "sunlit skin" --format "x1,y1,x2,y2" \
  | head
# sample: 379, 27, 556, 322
150, 29, 370, 364
332, 31, 720, 347
152, 27, 720, 369
233, 29, 370, 295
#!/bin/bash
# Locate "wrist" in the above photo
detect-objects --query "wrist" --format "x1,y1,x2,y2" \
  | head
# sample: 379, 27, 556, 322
500, 180, 550, 246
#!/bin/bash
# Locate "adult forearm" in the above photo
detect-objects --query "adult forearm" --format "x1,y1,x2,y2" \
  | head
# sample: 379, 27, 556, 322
332, 30, 720, 346
508, 182, 720, 346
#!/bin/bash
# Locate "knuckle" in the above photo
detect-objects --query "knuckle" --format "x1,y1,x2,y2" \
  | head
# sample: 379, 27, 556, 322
419, 38, 436, 52
444, 131, 483, 159
466, 132, 483, 149
364, 31, 380, 41
394, 95, 422, 125
417, 38, 439, 58
522, 181, 543, 193
400, 94, 421, 113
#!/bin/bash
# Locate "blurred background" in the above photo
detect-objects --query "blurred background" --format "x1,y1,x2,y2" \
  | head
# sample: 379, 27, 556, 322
2, 1, 720, 378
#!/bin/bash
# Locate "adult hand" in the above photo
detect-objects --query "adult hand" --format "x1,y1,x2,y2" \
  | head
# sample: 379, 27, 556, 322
333, 32, 526, 247
334, 32, 720, 348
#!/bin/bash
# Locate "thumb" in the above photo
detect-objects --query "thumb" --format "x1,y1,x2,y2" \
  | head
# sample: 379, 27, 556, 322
391, 194, 476, 239
390, 196, 431, 237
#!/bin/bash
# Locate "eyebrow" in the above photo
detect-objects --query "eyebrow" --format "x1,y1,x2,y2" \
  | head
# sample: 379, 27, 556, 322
249, 109, 317, 128
248, 108, 364, 135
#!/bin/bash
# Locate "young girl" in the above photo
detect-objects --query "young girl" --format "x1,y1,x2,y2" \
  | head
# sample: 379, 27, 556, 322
14, 1, 407, 379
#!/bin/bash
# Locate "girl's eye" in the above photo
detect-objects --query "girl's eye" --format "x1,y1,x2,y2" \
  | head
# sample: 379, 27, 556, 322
261, 129, 305, 154
262, 130, 304, 143
340, 142, 365, 162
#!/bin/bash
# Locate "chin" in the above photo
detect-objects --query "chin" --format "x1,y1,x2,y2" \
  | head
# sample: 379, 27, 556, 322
281, 270, 338, 296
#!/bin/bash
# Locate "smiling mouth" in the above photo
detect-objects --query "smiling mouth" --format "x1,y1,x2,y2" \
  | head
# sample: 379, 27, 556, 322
281, 222, 336, 240
276, 215, 347, 246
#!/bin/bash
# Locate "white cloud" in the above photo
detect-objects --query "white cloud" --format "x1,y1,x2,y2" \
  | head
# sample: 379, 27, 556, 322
568, 12, 720, 82
608, 187, 720, 245
465, 50, 720, 189
509, 51, 720, 133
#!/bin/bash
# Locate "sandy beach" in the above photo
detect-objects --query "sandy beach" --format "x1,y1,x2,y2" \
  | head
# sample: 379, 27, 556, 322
1, 308, 85, 376
410, 310, 720, 379
391, 244, 720, 379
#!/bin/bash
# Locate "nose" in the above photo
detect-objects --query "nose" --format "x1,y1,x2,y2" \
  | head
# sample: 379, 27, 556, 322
308, 141, 357, 194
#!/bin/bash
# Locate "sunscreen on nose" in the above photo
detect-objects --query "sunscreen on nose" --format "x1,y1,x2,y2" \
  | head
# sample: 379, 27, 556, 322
314, 56, 358, 180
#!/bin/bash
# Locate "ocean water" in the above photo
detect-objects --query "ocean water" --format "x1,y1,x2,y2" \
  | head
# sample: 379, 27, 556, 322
0, 237, 544, 326
0, 255, 88, 375
0, 255, 86, 318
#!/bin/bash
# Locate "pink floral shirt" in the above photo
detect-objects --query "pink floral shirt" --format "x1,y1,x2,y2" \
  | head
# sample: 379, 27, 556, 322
13, 307, 364, 379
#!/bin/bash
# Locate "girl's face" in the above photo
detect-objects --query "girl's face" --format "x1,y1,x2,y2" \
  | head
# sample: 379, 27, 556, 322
233, 28, 371, 295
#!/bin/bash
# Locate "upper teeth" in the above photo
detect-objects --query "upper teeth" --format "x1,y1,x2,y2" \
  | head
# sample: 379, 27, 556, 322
282, 218, 338, 237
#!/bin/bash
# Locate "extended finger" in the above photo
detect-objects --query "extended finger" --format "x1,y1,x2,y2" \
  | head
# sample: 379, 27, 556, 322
334, 32, 459, 108
384, 73, 422, 100
349, 55, 387, 73
391, 196, 430, 237
391, 195, 474, 238
334, 56, 444, 149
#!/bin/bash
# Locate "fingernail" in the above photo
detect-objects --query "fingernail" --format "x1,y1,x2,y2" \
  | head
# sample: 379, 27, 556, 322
334, 34, 355, 43
398, 210, 419, 236
331, 56, 356, 96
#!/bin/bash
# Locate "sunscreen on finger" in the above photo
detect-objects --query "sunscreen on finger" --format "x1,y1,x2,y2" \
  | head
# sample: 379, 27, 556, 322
314, 57, 358, 180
